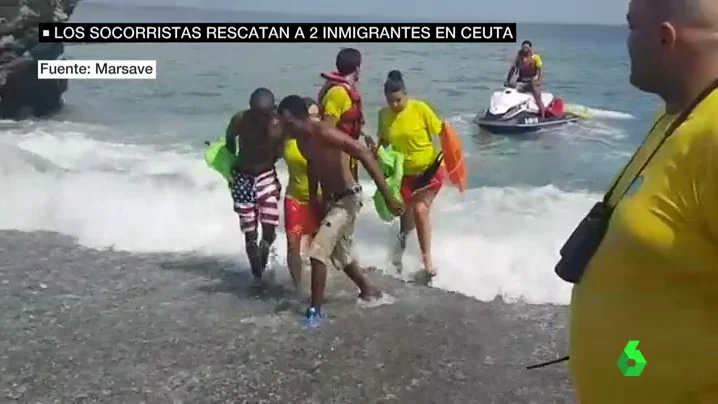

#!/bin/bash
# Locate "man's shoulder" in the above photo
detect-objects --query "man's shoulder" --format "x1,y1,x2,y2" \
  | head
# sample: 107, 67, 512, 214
674, 104, 718, 162
233, 109, 248, 120
691, 94, 718, 140
230, 110, 249, 126
323, 85, 351, 102
697, 116, 718, 150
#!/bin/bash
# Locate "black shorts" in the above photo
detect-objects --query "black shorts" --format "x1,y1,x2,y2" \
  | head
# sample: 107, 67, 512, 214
516, 81, 535, 92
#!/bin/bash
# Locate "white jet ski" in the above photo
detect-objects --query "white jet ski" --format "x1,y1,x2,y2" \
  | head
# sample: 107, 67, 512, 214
474, 87, 581, 134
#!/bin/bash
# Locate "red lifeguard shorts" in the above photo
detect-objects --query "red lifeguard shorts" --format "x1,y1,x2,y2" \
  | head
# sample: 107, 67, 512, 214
284, 196, 320, 238
400, 166, 445, 204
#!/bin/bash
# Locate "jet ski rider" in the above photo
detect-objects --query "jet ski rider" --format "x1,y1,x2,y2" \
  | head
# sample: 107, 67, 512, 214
504, 40, 546, 118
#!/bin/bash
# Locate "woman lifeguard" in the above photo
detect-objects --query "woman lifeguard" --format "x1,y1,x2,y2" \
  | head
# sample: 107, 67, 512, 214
282, 97, 322, 289
377, 70, 445, 285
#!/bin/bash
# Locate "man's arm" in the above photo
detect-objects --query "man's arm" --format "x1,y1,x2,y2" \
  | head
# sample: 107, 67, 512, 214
307, 159, 319, 205
319, 125, 392, 197
505, 56, 518, 83
224, 112, 242, 155
270, 126, 286, 163
375, 110, 389, 149
376, 131, 388, 147
361, 132, 378, 155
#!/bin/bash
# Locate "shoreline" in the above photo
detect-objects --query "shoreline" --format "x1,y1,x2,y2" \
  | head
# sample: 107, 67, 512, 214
0, 229, 573, 403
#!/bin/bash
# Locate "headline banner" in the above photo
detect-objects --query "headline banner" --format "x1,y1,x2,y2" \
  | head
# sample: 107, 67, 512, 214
38, 22, 518, 43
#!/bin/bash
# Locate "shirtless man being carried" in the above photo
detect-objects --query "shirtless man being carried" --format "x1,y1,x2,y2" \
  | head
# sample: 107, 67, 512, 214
276, 95, 404, 326
225, 88, 285, 280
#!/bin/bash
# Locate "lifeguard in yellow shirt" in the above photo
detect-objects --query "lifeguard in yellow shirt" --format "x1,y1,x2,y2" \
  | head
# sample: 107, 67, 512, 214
377, 70, 446, 285
565, 0, 718, 402
318, 47, 365, 180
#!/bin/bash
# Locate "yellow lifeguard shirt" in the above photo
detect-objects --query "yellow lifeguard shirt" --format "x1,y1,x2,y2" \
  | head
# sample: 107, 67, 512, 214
321, 86, 352, 120
283, 139, 310, 203
569, 90, 718, 403
377, 99, 443, 176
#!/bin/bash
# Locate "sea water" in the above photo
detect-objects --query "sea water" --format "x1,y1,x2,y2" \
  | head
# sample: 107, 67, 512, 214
0, 3, 661, 305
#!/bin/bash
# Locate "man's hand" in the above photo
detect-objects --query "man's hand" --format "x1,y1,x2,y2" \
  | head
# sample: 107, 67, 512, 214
362, 133, 378, 156
384, 193, 404, 216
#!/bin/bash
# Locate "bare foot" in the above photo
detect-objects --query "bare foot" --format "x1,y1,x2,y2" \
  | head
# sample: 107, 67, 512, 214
358, 288, 383, 301
413, 270, 435, 286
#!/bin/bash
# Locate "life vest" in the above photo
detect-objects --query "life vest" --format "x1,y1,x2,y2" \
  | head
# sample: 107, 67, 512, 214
517, 51, 539, 81
317, 71, 364, 139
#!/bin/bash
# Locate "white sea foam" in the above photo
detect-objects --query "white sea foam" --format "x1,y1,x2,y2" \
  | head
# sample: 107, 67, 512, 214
0, 126, 600, 305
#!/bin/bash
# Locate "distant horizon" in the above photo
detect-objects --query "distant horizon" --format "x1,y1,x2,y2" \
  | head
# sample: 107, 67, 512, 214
80, 2, 625, 27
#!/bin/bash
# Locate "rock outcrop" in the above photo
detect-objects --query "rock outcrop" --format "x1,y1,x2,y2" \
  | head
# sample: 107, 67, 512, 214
0, 0, 80, 119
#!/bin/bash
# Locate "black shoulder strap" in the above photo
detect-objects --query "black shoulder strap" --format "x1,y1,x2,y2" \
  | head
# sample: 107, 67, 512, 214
603, 77, 718, 205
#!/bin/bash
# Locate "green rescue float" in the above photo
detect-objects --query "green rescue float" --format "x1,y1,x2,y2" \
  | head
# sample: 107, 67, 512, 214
373, 146, 404, 222
204, 136, 237, 182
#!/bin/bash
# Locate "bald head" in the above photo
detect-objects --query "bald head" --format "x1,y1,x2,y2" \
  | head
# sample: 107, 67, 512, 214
655, 0, 718, 28
628, 0, 718, 106
249, 87, 275, 111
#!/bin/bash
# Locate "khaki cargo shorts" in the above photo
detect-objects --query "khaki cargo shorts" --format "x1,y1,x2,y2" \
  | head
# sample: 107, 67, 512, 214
307, 190, 363, 270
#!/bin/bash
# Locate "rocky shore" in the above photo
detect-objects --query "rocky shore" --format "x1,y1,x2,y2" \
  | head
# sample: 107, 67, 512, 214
0, 0, 79, 119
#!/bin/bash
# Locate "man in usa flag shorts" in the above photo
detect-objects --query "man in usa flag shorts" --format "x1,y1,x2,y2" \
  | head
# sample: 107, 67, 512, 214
225, 88, 285, 279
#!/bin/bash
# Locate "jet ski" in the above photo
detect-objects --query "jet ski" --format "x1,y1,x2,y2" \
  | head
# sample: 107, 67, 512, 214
474, 87, 581, 134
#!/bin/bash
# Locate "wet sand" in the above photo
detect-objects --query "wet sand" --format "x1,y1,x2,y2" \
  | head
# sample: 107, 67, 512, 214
0, 230, 573, 403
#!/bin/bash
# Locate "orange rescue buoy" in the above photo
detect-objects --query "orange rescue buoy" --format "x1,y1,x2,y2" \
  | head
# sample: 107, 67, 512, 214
439, 121, 468, 192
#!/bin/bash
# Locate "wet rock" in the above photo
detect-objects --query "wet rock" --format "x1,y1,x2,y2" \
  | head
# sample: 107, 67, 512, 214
0, 0, 80, 119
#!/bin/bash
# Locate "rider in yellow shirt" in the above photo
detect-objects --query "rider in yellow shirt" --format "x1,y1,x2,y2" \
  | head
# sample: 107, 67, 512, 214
504, 40, 545, 117
282, 98, 321, 289
377, 70, 445, 285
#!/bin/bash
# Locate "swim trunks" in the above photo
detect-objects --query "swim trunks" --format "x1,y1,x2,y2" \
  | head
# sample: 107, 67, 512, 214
229, 168, 281, 233
307, 184, 362, 270
284, 195, 320, 238
516, 81, 537, 93
400, 166, 445, 204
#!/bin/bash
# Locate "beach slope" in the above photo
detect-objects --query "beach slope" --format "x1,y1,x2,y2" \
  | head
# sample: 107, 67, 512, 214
0, 230, 572, 403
